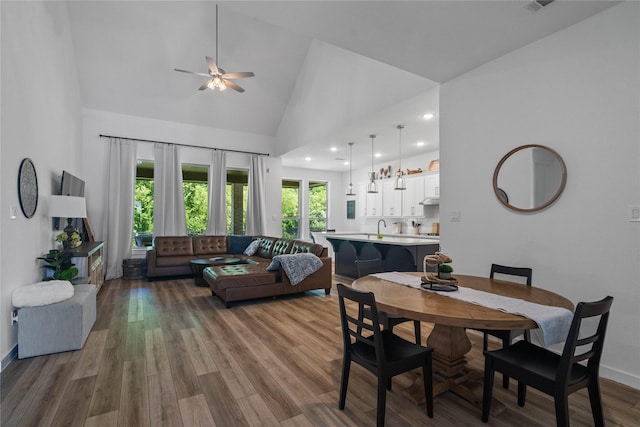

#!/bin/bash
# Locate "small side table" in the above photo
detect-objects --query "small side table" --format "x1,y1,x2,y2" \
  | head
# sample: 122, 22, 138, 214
190, 258, 242, 287
68, 242, 105, 293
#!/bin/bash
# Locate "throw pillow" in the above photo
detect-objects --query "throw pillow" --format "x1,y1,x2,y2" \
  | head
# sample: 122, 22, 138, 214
244, 239, 261, 256
229, 235, 254, 254
266, 258, 279, 271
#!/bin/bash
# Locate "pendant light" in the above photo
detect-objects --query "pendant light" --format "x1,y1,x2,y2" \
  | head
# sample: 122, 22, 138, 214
346, 142, 356, 196
367, 135, 378, 194
394, 124, 406, 190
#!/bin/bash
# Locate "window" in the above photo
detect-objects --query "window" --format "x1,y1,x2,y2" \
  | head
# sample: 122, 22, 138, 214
226, 169, 248, 235
134, 161, 154, 247
309, 181, 328, 239
182, 164, 209, 236
134, 163, 250, 245
134, 161, 211, 245
282, 180, 301, 239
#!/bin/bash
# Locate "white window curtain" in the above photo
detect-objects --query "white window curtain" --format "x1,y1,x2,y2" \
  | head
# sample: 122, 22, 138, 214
246, 154, 267, 235
105, 138, 137, 279
206, 150, 227, 234
153, 143, 187, 236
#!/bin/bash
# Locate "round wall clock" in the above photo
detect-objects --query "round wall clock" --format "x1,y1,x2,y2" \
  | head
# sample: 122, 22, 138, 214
18, 157, 38, 218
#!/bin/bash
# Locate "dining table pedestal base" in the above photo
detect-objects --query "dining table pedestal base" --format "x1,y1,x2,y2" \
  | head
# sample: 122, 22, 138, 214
402, 324, 506, 415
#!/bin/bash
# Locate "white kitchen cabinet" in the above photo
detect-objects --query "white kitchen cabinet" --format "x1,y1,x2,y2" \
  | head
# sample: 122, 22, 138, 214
366, 185, 382, 217
382, 180, 403, 217
357, 184, 368, 217
403, 175, 425, 217
425, 172, 440, 198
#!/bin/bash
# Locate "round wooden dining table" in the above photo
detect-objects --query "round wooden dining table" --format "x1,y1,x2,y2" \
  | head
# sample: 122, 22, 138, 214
351, 273, 574, 411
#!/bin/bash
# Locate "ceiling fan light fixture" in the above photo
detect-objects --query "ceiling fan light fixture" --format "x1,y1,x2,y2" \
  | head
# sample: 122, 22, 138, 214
174, 4, 254, 94
209, 76, 226, 91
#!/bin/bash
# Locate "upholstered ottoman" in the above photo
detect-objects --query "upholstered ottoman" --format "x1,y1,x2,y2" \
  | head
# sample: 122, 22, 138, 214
17, 284, 96, 358
204, 263, 279, 307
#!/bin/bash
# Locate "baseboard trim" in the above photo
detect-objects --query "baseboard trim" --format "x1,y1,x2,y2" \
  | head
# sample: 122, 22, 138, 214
601, 365, 640, 390
1, 344, 18, 372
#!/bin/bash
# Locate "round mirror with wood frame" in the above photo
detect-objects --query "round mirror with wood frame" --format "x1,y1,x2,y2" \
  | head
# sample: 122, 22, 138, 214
493, 144, 567, 213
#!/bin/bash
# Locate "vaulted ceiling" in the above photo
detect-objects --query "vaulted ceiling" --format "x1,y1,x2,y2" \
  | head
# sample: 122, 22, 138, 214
66, 1, 618, 170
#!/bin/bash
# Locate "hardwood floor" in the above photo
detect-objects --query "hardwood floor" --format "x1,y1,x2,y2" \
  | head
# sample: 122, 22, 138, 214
2, 276, 639, 426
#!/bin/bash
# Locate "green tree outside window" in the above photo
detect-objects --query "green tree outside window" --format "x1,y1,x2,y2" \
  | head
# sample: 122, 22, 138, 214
309, 181, 327, 239
282, 181, 300, 239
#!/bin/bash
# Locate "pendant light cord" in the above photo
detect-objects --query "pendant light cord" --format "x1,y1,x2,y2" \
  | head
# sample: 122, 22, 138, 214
370, 135, 375, 175
349, 143, 353, 184
215, 4, 219, 66
398, 125, 403, 171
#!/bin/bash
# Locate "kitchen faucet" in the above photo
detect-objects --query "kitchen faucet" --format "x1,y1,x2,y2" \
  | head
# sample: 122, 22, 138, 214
377, 219, 387, 237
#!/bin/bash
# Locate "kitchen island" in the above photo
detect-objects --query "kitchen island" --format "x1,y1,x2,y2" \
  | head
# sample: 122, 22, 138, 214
325, 233, 440, 279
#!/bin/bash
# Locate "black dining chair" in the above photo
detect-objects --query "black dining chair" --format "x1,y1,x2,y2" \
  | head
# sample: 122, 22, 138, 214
355, 258, 422, 344
481, 296, 613, 427
469, 263, 533, 388
337, 283, 434, 427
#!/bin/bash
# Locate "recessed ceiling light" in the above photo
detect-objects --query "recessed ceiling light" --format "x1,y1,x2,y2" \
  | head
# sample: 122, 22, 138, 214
344, 161, 349, 165
423, 113, 434, 120
375, 153, 381, 158
330, 147, 337, 152
305, 156, 311, 161
416, 141, 425, 147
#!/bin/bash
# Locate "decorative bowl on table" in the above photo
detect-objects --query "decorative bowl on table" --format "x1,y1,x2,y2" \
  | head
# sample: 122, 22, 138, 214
421, 273, 458, 291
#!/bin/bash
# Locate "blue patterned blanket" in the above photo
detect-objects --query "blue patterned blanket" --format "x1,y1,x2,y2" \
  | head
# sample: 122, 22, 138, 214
267, 253, 323, 286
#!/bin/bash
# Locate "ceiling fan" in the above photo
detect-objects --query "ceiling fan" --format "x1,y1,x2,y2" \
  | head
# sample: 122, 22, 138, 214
174, 4, 254, 93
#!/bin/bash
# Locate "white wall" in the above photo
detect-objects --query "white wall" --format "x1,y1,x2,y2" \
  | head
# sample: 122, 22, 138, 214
276, 39, 438, 156
1, 1, 83, 367
441, 2, 640, 388
281, 166, 346, 240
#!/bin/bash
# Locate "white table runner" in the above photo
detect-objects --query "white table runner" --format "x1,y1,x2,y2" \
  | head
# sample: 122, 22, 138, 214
370, 272, 573, 346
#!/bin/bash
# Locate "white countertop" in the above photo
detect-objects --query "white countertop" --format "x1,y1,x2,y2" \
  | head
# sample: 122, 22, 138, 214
324, 232, 439, 246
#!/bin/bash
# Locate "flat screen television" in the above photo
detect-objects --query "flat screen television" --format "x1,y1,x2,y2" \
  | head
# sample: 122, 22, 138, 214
54, 171, 86, 237
60, 170, 85, 198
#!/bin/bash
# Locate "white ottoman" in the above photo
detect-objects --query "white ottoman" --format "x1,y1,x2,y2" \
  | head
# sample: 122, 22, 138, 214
17, 284, 97, 359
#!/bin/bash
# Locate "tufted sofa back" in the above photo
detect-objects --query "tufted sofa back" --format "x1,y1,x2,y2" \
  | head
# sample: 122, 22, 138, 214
154, 236, 194, 257
271, 239, 293, 257
289, 239, 324, 257
193, 236, 227, 255
256, 237, 277, 258
152, 235, 326, 259
254, 236, 324, 259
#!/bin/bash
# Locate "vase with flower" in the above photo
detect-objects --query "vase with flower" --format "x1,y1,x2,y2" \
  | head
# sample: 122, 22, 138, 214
56, 231, 81, 250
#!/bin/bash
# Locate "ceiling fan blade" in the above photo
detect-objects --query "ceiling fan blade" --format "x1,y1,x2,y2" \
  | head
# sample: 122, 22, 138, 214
205, 56, 219, 75
199, 79, 212, 91
223, 79, 245, 93
221, 71, 255, 79
175, 68, 210, 77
